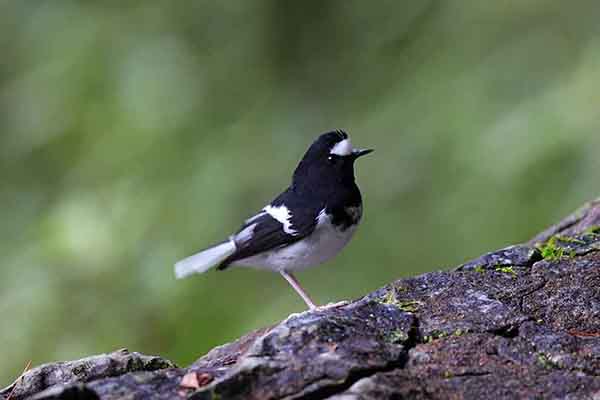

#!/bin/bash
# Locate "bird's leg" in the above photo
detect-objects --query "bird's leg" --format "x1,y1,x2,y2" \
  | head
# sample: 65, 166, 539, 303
279, 270, 317, 310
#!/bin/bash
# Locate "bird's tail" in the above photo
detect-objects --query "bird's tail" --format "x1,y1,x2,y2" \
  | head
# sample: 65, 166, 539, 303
174, 241, 236, 279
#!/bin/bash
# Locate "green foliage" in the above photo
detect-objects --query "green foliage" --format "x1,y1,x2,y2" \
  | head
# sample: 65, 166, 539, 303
2, 1, 600, 386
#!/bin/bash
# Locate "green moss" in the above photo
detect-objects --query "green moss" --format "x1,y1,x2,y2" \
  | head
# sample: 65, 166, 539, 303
423, 330, 448, 343
425, 329, 466, 340
495, 265, 517, 277
536, 352, 560, 370
473, 265, 485, 273
536, 353, 551, 369
537, 236, 570, 261
380, 290, 397, 306
537, 234, 591, 261
398, 300, 420, 313
554, 234, 586, 245
378, 289, 420, 313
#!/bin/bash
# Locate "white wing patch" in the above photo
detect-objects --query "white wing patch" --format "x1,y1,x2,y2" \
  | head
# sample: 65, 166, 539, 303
235, 206, 358, 272
263, 204, 298, 235
330, 138, 353, 156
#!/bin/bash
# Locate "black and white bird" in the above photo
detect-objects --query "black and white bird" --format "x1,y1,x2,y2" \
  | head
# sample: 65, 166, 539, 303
174, 130, 373, 310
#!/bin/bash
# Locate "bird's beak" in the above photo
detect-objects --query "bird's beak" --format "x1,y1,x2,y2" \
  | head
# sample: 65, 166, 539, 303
351, 148, 374, 159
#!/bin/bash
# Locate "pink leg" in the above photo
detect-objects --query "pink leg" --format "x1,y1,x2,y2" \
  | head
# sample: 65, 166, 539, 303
280, 271, 317, 310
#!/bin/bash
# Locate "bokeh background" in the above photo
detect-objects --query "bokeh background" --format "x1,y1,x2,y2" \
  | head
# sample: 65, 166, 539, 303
1, 0, 599, 385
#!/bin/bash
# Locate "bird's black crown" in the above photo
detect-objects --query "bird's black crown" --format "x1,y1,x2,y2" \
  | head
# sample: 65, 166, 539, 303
292, 129, 370, 192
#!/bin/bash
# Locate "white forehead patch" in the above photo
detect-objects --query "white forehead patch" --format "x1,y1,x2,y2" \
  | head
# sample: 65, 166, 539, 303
330, 138, 353, 156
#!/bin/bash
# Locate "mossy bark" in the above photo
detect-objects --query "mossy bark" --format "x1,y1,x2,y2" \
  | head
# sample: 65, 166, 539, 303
3, 198, 600, 400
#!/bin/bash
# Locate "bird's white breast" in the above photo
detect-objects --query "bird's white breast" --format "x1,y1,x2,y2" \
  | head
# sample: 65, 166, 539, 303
233, 210, 358, 272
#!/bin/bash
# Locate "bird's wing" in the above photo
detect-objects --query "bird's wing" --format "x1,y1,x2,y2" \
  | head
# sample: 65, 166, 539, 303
218, 203, 319, 269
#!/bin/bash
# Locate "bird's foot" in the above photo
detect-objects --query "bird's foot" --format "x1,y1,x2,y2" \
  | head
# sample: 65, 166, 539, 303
284, 311, 305, 321
284, 300, 350, 321
314, 300, 350, 311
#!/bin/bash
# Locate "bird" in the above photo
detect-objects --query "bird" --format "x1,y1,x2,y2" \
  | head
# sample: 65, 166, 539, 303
174, 130, 373, 310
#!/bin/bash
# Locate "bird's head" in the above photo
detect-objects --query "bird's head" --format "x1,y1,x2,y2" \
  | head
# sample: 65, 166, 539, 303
292, 130, 373, 187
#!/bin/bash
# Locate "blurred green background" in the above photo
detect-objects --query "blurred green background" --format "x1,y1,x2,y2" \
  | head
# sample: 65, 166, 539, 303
1, 0, 600, 385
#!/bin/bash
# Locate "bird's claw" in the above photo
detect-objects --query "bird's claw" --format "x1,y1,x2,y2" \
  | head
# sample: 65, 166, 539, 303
314, 300, 350, 311
284, 300, 350, 321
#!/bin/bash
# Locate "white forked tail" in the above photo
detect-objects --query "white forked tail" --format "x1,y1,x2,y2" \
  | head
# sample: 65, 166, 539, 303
174, 241, 236, 279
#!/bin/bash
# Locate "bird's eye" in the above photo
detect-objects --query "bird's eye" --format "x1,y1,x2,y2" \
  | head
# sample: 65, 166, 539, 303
327, 155, 336, 163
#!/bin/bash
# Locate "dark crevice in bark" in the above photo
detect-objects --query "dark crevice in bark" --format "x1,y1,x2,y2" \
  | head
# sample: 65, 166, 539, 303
489, 323, 521, 339
298, 316, 421, 400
